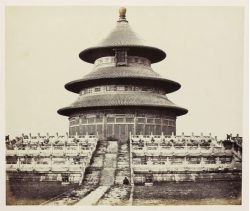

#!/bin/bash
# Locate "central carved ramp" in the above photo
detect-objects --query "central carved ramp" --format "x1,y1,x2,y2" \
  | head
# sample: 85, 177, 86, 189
99, 141, 118, 186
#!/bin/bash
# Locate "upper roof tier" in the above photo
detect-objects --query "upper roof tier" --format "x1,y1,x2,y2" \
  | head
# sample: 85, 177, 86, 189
79, 8, 166, 64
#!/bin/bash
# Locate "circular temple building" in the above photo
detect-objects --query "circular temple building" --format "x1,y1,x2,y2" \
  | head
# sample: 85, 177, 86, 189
58, 8, 188, 140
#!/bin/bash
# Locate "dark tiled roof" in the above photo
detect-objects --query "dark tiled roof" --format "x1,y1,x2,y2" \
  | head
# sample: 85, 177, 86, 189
65, 66, 181, 94
97, 21, 145, 46
79, 21, 166, 64
57, 91, 188, 116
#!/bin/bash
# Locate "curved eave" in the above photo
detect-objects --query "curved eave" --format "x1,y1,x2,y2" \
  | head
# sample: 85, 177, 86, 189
58, 105, 188, 117
65, 77, 181, 94
79, 46, 166, 64
57, 92, 188, 117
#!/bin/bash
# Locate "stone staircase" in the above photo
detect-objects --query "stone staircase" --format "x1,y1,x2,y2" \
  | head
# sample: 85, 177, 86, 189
82, 141, 107, 186
115, 141, 131, 185
99, 142, 118, 186
42, 140, 108, 205
96, 141, 132, 206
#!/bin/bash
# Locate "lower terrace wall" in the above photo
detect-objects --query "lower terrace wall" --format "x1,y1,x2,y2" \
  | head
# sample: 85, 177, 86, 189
6, 172, 82, 183
134, 172, 242, 184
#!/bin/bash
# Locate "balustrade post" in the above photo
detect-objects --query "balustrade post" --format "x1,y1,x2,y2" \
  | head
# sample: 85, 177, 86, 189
32, 157, 36, 170
50, 156, 53, 171
77, 143, 80, 155
26, 143, 30, 155
172, 142, 175, 154
17, 157, 20, 169
222, 141, 225, 154
38, 143, 41, 155
161, 132, 164, 141
51, 144, 53, 155
184, 156, 187, 167
165, 157, 170, 169
63, 143, 66, 155
201, 156, 204, 168
67, 157, 70, 171
198, 142, 201, 154
66, 132, 68, 143
15, 144, 17, 155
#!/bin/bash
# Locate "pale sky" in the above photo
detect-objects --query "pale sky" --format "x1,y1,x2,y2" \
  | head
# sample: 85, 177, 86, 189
5, 6, 245, 140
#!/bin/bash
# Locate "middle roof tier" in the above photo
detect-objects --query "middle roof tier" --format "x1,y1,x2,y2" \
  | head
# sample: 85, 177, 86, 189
65, 65, 181, 94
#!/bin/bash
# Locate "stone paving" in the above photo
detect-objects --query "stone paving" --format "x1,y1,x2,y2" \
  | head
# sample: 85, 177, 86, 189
75, 186, 110, 205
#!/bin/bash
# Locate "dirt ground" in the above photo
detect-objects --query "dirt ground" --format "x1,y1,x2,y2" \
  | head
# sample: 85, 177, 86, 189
133, 180, 242, 205
6, 180, 242, 206
6, 181, 78, 205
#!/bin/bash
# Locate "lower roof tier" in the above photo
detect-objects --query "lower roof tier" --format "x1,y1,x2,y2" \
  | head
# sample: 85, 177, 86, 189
65, 66, 181, 94
57, 91, 188, 116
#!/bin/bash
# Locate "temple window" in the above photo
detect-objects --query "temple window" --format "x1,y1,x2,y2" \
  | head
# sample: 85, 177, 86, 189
147, 119, 154, 124
145, 125, 154, 135
81, 118, 87, 124
126, 118, 134, 123
128, 124, 134, 135
82, 126, 86, 135
88, 118, 95, 123
163, 126, 168, 135
164, 120, 168, 125
96, 118, 103, 123
114, 48, 128, 66
75, 126, 80, 135
117, 86, 125, 91
75, 119, 79, 125
138, 124, 144, 135
97, 125, 103, 135
107, 118, 115, 123
155, 119, 161, 124
138, 118, 145, 123
88, 125, 96, 135
156, 125, 161, 135
95, 88, 101, 92
116, 118, 124, 123
108, 124, 113, 135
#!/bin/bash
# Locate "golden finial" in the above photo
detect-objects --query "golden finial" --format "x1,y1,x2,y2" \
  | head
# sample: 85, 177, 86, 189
119, 7, 126, 16
118, 7, 127, 22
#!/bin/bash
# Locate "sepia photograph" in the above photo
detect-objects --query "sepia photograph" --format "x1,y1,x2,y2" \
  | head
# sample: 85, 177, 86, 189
3, 1, 248, 208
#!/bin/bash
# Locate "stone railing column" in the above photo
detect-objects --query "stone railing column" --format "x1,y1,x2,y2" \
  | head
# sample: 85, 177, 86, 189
77, 143, 80, 155
51, 144, 53, 156
184, 156, 187, 167
50, 156, 53, 171
38, 144, 41, 155
17, 157, 20, 169
201, 157, 204, 168
15, 144, 18, 155
32, 157, 36, 170
67, 157, 70, 171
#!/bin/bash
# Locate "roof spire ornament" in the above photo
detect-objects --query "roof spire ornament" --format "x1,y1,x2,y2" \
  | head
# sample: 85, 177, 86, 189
118, 7, 128, 22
